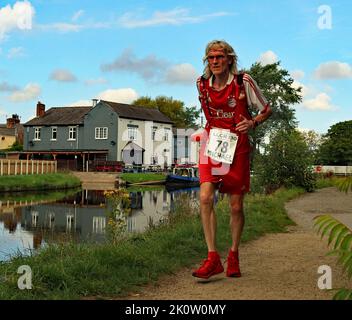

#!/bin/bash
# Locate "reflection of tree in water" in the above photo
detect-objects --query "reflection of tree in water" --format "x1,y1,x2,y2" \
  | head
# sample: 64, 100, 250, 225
0, 208, 22, 233
33, 231, 43, 249
2, 214, 18, 233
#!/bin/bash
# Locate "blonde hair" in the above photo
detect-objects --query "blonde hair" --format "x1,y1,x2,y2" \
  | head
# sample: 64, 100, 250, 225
202, 40, 238, 79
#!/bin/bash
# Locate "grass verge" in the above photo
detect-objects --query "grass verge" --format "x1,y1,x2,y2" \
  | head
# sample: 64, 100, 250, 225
120, 173, 165, 184
0, 173, 81, 192
0, 187, 304, 300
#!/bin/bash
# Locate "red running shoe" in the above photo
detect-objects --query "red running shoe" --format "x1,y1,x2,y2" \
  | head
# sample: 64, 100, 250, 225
226, 250, 241, 277
192, 252, 224, 279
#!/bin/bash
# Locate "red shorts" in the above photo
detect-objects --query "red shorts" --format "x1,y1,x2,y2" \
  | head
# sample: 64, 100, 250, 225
199, 145, 250, 195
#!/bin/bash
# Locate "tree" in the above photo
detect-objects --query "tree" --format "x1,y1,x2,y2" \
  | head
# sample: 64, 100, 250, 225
254, 128, 316, 193
244, 62, 302, 156
301, 130, 323, 164
133, 96, 200, 128
317, 120, 352, 165
6, 141, 23, 151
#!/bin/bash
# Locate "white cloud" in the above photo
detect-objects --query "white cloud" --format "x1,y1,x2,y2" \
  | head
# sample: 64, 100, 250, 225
67, 99, 92, 107
7, 46, 25, 59
291, 69, 305, 80
41, 22, 83, 33
72, 10, 84, 22
165, 63, 198, 85
102, 48, 197, 85
37, 21, 111, 33
257, 50, 278, 66
314, 61, 352, 79
84, 77, 108, 86
292, 80, 311, 98
8, 83, 41, 102
49, 69, 77, 82
0, 81, 19, 92
101, 48, 168, 81
118, 8, 231, 28
302, 92, 336, 111
0, 1, 35, 41
97, 88, 138, 104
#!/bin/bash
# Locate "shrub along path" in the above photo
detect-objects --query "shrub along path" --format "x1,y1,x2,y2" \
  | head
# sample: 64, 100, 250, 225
123, 187, 352, 300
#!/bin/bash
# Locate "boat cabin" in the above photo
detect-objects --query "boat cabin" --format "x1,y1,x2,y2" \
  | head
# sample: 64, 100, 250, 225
173, 167, 199, 178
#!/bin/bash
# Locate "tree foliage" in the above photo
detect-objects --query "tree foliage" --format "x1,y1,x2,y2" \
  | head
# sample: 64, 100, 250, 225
245, 62, 302, 155
254, 128, 316, 193
317, 120, 352, 165
6, 141, 23, 152
133, 96, 200, 128
301, 130, 323, 164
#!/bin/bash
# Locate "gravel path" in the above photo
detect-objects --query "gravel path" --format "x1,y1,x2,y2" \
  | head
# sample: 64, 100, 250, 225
123, 187, 352, 300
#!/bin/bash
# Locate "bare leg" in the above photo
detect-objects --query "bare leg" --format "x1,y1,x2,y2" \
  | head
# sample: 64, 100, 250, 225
229, 194, 245, 252
199, 182, 217, 252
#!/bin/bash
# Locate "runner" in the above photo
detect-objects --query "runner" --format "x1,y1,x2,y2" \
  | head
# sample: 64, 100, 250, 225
192, 40, 272, 279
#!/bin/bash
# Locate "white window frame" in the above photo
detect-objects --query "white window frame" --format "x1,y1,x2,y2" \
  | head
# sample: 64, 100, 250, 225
152, 127, 157, 141
95, 127, 108, 140
128, 126, 138, 141
51, 127, 57, 141
34, 127, 41, 141
164, 128, 170, 141
68, 126, 77, 141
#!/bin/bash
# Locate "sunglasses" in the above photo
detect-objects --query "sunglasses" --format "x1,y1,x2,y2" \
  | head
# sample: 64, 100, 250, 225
207, 55, 226, 61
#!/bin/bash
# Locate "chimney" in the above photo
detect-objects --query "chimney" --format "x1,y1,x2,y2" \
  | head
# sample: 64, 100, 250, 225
92, 99, 98, 107
36, 101, 45, 117
6, 114, 20, 128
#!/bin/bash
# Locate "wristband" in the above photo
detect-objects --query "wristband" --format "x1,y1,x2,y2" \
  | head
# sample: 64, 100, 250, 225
252, 119, 260, 128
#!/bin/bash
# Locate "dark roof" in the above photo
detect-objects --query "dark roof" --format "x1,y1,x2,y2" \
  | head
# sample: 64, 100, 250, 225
0, 125, 16, 136
101, 100, 173, 124
24, 107, 92, 126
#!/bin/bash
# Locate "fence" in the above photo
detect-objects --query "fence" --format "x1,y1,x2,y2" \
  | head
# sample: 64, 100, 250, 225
314, 165, 352, 176
0, 159, 57, 176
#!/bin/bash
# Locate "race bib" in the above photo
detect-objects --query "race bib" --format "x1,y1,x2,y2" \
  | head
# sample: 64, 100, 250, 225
204, 128, 238, 164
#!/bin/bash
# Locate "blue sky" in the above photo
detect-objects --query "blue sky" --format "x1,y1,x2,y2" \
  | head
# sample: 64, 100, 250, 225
0, 0, 351, 134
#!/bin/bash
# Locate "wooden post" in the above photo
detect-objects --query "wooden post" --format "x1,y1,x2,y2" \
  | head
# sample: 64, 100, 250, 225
8, 160, 10, 175
0, 160, 3, 176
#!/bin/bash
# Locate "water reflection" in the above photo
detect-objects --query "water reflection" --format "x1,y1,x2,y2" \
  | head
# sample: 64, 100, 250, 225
0, 187, 199, 261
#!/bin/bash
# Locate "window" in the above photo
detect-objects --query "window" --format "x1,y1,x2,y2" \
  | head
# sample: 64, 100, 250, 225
152, 127, 157, 141
34, 127, 41, 141
51, 127, 57, 140
127, 125, 138, 141
95, 127, 108, 139
164, 128, 170, 141
68, 126, 77, 140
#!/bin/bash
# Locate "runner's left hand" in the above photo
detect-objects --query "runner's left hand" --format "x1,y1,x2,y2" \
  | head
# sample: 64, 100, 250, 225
236, 114, 253, 133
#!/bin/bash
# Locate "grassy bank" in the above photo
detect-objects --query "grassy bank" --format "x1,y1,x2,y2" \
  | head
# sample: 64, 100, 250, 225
120, 173, 165, 184
0, 173, 81, 192
0, 187, 304, 299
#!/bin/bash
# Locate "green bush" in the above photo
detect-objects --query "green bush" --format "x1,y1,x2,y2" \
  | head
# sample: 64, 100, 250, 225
253, 129, 316, 193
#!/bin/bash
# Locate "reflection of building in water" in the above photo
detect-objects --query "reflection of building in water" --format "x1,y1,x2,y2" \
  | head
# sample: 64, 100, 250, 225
0, 188, 199, 259
127, 190, 172, 233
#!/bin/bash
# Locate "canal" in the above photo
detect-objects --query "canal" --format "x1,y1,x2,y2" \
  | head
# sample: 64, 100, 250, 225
0, 186, 200, 262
